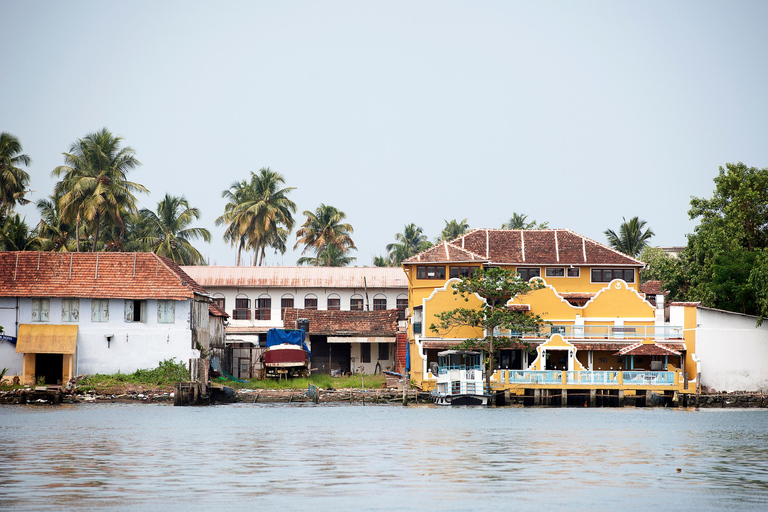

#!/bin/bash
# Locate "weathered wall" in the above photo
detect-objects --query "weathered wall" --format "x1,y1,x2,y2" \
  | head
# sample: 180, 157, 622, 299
696, 307, 768, 392
0, 297, 22, 377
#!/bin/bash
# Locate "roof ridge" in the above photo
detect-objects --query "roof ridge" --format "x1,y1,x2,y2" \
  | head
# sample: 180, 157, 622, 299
563, 228, 645, 265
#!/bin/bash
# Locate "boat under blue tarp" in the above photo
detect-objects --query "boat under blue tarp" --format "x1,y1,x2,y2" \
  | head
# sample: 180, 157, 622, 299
266, 328, 311, 358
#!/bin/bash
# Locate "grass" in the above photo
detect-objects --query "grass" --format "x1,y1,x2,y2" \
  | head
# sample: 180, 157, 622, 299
214, 373, 387, 390
78, 358, 189, 393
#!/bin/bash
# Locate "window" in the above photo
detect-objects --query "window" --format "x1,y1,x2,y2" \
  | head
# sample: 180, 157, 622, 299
517, 268, 541, 281
591, 268, 635, 283
233, 297, 250, 320
567, 267, 580, 278
62, 298, 80, 322
396, 297, 408, 320
158, 300, 176, 323
361, 343, 371, 363
350, 296, 364, 311
416, 265, 446, 279
327, 297, 341, 311
281, 297, 294, 319
255, 297, 271, 320
212, 297, 225, 310
378, 343, 389, 361
545, 267, 565, 278
373, 297, 387, 310
305, 297, 318, 310
91, 299, 109, 322
31, 298, 50, 322
124, 300, 147, 322
449, 266, 476, 279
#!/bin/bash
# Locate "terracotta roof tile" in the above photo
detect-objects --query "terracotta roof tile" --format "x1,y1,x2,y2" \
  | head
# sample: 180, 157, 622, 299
282, 308, 398, 336
614, 343, 682, 356
0, 252, 206, 300
403, 229, 644, 267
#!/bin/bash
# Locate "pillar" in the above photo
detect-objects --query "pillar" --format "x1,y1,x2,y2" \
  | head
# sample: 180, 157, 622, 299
646, 390, 653, 407
561, 389, 568, 406
590, 389, 597, 407
534, 388, 542, 406
618, 390, 625, 407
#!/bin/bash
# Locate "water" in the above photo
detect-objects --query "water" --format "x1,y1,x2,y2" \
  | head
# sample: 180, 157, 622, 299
2, 404, 768, 511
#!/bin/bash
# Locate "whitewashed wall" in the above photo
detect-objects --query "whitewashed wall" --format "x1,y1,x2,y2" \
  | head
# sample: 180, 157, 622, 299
0, 297, 22, 377
696, 307, 768, 392
349, 342, 396, 375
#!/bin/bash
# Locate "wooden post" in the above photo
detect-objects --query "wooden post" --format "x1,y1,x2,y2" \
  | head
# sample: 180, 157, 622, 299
561, 389, 567, 406
646, 390, 653, 407
534, 388, 542, 406
589, 389, 596, 407
618, 390, 625, 407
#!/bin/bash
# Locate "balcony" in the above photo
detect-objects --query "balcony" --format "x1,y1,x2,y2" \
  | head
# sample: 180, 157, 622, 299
493, 370, 679, 388
494, 324, 683, 340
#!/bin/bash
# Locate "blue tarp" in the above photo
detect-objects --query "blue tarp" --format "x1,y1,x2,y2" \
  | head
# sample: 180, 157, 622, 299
266, 328, 311, 358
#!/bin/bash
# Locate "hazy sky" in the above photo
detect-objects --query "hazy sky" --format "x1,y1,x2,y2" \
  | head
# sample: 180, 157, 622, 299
3, 1, 767, 265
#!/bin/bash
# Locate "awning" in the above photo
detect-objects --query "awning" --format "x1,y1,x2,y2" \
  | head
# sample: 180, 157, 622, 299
327, 336, 396, 344
16, 324, 77, 354
614, 342, 682, 357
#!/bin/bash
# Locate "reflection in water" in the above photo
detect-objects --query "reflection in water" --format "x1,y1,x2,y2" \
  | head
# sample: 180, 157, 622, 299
1, 404, 768, 510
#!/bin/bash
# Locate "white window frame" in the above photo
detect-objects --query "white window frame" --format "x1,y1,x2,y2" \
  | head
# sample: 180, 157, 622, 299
91, 299, 109, 322
31, 298, 50, 322
62, 298, 80, 322
158, 300, 176, 324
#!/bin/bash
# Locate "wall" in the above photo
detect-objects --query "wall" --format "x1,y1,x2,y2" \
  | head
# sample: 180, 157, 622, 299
0, 297, 22, 377
350, 342, 395, 375
696, 307, 768, 392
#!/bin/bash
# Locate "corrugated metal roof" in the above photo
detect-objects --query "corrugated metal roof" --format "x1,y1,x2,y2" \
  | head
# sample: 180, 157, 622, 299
180, 266, 408, 289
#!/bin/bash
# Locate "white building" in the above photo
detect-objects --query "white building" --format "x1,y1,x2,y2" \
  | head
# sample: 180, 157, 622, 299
181, 266, 408, 377
0, 252, 226, 385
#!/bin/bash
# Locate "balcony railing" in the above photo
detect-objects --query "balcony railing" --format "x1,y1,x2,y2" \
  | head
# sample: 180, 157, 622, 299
232, 308, 251, 320
494, 324, 683, 340
494, 370, 677, 387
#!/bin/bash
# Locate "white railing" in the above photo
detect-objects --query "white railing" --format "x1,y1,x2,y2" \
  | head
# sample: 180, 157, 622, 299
494, 324, 683, 340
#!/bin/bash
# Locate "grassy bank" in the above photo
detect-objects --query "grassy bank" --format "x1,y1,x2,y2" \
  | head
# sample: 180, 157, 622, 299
215, 373, 387, 390
78, 358, 189, 393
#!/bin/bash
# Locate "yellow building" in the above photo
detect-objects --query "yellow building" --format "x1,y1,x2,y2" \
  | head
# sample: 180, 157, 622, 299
403, 229, 697, 405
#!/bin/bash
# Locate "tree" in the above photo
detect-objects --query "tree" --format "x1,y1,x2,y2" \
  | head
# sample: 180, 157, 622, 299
502, 213, 548, 230
430, 267, 546, 396
604, 216, 654, 258
297, 243, 357, 267
294, 204, 355, 266
217, 168, 296, 266
639, 247, 688, 302
0, 214, 41, 251
52, 128, 147, 252
136, 194, 211, 265
440, 218, 469, 241
386, 223, 431, 265
0, 132, 32, 216
373, 254, 392, 267
35, 195, 75, 252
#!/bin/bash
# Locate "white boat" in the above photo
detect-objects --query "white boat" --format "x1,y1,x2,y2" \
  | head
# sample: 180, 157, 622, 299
431, 350, 489, 406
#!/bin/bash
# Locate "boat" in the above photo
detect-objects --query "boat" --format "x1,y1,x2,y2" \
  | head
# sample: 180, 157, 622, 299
262, 329, 311, 378
431, 350, 489, 406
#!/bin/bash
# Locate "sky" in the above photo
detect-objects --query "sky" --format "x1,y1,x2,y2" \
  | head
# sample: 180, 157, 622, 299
3, 1, 768, 266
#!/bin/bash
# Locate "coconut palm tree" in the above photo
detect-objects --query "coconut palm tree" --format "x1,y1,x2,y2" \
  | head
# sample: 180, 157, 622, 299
137, 194, 211, 265
294, 204, 355, 266
373, 254, 392, 267
386, 223, 431, 265
502, 213, 548, 230
604, 216, 655, 258
0, 132, 32, 215
440, 218, 469, 241
217, 168, 296, 266
35, 195, 74, 252
297, 243, 357, 267
0, 214, 41, 251
52, 128, 147, 252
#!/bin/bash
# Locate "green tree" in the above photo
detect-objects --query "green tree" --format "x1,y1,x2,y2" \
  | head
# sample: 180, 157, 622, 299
386, 223, 431, 265
217, 168, 296, 266
294, 204, 355, 266
430, 267, 546, 396
373, 254, 392, 267
502, 213, 548, 230
297, 243, 357, 267
0, 132, 32, 216
137, 194, 211, 265
440, 218, 469, 241
639, 247, 688, 302
35, 195, 75, 252
52, 128, 147, 252
604, 216, 654, 258
0, 214, 41, 251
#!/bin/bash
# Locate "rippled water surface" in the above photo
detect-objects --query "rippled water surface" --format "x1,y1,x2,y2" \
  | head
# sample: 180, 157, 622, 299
2, 404, 768, 511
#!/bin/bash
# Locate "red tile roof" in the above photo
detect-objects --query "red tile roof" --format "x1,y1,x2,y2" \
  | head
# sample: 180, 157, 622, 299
614, 342, 682, 356
0, 252, 208, 300
640, 280, 666, 296
404, 229, 644, 266
282, 308, 398, 336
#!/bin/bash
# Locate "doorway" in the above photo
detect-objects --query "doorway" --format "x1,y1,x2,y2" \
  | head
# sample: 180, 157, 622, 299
35, 353, 63, 385
545, 350, 569, 371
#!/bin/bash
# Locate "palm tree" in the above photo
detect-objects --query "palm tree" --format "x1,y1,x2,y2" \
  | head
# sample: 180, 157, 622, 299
297, 244, 357, 266
36, 195, 74, 252
373, 254, 392, 267
440, 218, 469, 241
217, 168, 296, 266
52, 128, 147, 252
0, 214, 41, 251
294, 204, 355, 266
386, 223, 431, 265
0, 132, 32, 215
137, 194, 211, 265
502, 213, 549, 230
604, 216, 655, 258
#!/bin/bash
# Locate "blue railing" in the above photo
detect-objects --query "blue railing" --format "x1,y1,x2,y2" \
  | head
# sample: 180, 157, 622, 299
439, 365, 483, 375
502, 370, 563, 384
566, 371, 619, 385
622, 371, 675, 385
496, 370, 675, 386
